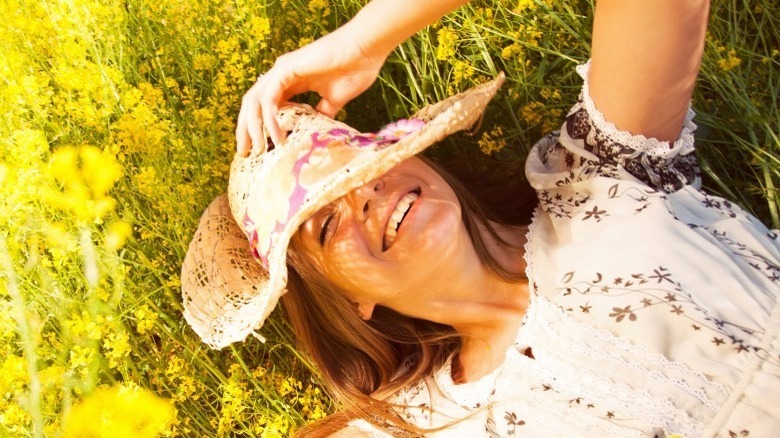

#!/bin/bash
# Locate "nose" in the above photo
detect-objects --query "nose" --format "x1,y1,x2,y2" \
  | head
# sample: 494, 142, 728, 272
348, 179, 384, 222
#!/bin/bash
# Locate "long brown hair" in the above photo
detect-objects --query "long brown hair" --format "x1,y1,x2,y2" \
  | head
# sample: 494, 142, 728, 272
283, 157, 533, 436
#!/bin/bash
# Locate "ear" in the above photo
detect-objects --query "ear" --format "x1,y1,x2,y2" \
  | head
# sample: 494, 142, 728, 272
356, 301, 376, 321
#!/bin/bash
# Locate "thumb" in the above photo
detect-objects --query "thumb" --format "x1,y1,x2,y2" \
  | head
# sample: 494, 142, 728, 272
315, 97, 345, 118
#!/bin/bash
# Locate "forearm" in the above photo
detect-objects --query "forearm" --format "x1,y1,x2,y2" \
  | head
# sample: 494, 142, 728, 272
590, 0, 710, 141
341, 0, 469, 60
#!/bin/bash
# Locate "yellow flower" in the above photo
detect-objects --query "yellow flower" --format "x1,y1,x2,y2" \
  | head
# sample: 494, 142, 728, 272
515, 0, 538, 13
252, 366, 267, 379
255, 413, 291, 437
63, 386, 174, 438
217, 379, 252, 435
138, 82, 166, 111
46, 145, 123, 222
165, 356, 185, 379
521, 101, 545, 126
69, 345, 95, 372
173, 375, 199, 403
43, 223, 79, 253
275, 375, 302, 397
113, 104, 170, 155
81, 145, 123, 198
307, 0, 331, 17
106, 220, 132, 251
193, 53, 216, 71
192, 107, 215, 128
478, 126, 507, 156
501, 42, 523, 60
298, 385, 328, 422
133, 304, 158, 334
540, 88, 562, 101
0, 355, 29, 393
436, 27, 459, 61
452, 59, 475, 84
11, 129, 49, 164
248, 16, 271, 48
0, 403, 31, 434
65, 311, 104, 341
48, 146, 80, 186
103, 331, 130, 369
717, 49, 742, 72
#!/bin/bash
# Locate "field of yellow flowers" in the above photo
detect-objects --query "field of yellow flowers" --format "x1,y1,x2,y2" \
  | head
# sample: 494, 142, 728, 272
1, 0, 777, 436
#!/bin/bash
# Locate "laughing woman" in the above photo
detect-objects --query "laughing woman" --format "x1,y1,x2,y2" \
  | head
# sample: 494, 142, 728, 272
182, 0, 780, 436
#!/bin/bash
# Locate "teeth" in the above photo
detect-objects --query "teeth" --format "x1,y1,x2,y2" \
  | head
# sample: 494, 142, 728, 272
383, 192, 419, 250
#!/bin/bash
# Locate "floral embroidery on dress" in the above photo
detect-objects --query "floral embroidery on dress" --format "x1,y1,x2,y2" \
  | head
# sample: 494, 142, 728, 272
537, 180, 660, 222
699, 225, 780, 282
557, 266, 779, 366
387, 379, 433, 426
539, 138, 622, 184
503, 411, 526, 435
606, 182, 658, 212
537, 188, 591, 219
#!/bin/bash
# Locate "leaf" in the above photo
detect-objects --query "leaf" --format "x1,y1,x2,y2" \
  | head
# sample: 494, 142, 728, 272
562, 271, 575, 283
608, 183, 619, 198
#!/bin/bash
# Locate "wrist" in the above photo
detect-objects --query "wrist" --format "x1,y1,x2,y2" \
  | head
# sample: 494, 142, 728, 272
344, 0, 469, 61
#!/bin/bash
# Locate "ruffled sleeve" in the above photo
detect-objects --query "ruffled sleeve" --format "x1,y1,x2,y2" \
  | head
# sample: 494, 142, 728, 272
528, 61, 701, 194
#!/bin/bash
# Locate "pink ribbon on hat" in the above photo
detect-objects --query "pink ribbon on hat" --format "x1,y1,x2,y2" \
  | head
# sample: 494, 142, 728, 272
243, 119, 425, 267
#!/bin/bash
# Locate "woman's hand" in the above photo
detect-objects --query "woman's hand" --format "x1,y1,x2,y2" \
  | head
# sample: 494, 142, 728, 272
236, 0, 469, 155
236, 29, 388, 154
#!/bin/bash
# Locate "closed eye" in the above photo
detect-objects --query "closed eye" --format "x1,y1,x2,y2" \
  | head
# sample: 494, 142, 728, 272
319, 212, 336, 246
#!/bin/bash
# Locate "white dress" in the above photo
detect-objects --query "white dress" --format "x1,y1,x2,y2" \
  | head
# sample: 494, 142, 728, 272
350, 63, 780, 437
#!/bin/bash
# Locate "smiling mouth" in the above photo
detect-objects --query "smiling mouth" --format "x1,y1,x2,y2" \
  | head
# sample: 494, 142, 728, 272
383, 188, 421, 251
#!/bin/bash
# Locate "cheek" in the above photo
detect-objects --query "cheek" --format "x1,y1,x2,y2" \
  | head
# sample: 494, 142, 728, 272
413, 195, 463, 248
322, 229, 379, 292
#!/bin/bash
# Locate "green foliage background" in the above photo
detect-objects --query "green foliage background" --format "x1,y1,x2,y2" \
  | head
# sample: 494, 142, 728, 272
0, 0, 777, 436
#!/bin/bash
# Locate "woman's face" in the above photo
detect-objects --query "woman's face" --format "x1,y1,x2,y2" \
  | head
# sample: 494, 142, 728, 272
295, 157, 475, 319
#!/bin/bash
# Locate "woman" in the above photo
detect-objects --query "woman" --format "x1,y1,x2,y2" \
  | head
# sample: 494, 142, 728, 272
183, 0, 780, 436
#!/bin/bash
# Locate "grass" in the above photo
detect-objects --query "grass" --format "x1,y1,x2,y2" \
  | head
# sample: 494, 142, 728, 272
0, 0, 777, 436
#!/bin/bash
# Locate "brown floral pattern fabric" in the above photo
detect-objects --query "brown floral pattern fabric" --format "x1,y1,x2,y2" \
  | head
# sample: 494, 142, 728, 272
350, 62, 780, 437
564, 104, 700, 193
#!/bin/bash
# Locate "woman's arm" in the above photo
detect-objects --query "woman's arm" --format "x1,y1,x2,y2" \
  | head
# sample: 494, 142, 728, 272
589, 0, 710, 142
237, 0, 468, 153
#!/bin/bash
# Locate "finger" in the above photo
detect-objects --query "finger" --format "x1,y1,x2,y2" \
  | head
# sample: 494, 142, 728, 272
245, 96, 264, 154
259, 74, 288, 146
261, 100, 283, 147
246, 77, 271, 154
235, 103, 252, 156
316, 97, 345, 119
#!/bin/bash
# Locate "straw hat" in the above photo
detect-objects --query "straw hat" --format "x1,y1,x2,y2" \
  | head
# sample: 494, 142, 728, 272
181, 73, 505, 349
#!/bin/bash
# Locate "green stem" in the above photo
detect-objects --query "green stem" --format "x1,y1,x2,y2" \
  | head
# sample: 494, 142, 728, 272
0, 237, 43, 437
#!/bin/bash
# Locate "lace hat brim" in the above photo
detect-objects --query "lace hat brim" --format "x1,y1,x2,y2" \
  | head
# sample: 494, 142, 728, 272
181, 73, 505, 349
